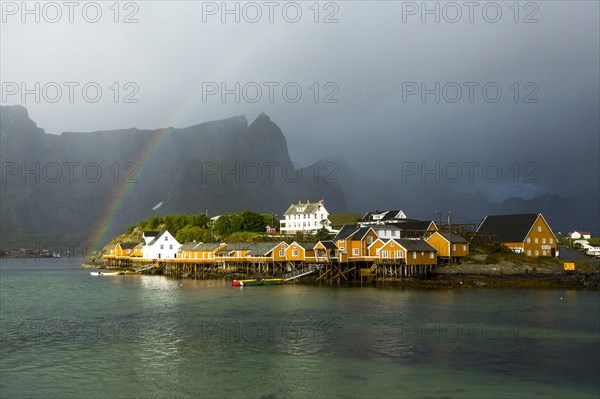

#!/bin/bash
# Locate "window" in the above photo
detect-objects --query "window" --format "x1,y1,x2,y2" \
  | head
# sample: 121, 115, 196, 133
391, 242, 394, 247
367, 236, 373, 244
279, 250, 285, 257
542, 238, 546, 244
160, 245, 164, 250
542, 250, 547, 256
535, 250, 539, 256
527, 250, 531, 256
452, 244, 456, 251
463, 245, 467, 251
376, 248, 381, 255
412, 252, 417, 259
382, 250, 388, 258
165, 236, 168, 241
550, 238, 553, 244
527, 237, 530, 243
537, 226, 542, 232
353, 248, 359, 255
396, 251, 402, 258
430, 252, 434, 259
534, 238, 538, 244
169, 245, 173, 250
292, 250, 298, 257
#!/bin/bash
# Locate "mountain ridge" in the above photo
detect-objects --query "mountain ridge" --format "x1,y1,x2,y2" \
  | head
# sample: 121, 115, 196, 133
1, 105, 597, 244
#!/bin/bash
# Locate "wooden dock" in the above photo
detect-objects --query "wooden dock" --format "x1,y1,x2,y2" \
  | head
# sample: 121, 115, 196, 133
102, 256, 435, 285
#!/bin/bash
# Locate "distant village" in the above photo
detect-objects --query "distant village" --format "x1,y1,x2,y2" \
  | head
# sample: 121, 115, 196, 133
102, 200, 594, 276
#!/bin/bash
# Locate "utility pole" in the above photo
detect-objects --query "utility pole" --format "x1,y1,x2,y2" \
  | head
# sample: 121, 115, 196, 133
436, 211, 442, 230
448, 211, 452, 263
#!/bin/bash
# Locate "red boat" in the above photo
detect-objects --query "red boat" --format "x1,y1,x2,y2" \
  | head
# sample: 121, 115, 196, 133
231, 280, 242, 287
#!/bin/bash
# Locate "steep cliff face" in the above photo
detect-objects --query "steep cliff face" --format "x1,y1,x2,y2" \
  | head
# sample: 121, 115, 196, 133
0, 106, 348, 244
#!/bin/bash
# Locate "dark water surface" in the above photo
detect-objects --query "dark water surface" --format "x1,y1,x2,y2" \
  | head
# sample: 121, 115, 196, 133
1, 258, 598, 398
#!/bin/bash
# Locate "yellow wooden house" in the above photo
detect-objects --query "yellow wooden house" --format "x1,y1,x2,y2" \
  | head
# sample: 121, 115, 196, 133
285, 242, 317, 262
475, 213, 558, 257
314, 241, 338, 261
425, 231, 469, 259
179, 242, 226, 261
334, 226, 379, 261
368, 238, 437, 265
114, 242, 139, 257
244, 242, 288, 262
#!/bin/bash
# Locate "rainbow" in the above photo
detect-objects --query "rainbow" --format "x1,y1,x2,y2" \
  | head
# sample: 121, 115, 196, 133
87, 126, 173, 247
87, 20, 277, 247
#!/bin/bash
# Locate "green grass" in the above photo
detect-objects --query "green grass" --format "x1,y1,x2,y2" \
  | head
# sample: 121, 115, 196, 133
329, 213, 363, 229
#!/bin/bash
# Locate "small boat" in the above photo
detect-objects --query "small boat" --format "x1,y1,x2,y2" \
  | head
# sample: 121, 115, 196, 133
231, 279, 263, 286
231, 278, 283, 287
263, 278, 284, 286
90, 271, 123, 276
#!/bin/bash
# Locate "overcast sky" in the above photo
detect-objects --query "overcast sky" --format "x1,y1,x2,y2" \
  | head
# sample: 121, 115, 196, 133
1, 1, 598, 201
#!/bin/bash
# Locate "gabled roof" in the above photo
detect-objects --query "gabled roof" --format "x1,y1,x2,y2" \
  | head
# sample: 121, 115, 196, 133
147, 230, 168, 246
367, 238, 389, 250
194, 243, 225, 251
118, 242, 139, 249
143, 231, 159, 237
474, 213, 542, 243
433, 231, 469, 243
284, 201, 326, 216
395, 239, 437, 252
333, 225, 361, 241
351, 227, 373, 240
245, 242, 282, 256
180, 243, 201, 251
288, 242, 317, 250
317, 240, 338, 249
361, 210, 408, 223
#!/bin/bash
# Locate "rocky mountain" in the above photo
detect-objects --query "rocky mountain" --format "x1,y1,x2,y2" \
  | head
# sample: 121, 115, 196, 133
1, 105, 597, 246
0, 106, 348, 245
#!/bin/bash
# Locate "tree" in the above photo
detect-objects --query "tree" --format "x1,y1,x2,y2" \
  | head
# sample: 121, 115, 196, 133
214, 214, 232, 236
175, 226, 204, 243
294, 231, 305, 242
241, 210, 267, 232
315, 227, 332, 242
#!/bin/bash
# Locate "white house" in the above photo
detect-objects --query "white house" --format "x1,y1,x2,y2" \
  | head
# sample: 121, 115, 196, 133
280, 200, 333, 235
569, 231, 592, 239
361, 210, 408, 224
142, 230, 181, 260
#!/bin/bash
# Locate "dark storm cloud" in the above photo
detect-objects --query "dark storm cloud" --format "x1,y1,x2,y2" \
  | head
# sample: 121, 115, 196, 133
1, 1, 598, 200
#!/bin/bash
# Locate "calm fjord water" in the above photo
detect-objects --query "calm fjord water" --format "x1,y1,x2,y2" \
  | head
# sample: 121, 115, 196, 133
1, 258, 598, 399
